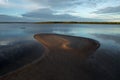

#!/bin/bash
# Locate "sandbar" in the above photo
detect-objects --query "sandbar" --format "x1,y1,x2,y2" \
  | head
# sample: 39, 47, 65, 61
0, 34, 100, 80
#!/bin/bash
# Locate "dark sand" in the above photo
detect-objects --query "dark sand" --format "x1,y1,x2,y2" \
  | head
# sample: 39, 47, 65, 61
0, 34, 99, 80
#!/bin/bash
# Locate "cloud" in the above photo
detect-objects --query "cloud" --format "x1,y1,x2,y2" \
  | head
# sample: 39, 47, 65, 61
28, 0, 78, 8
0, 0, 44, 11
0, 0, 9, 7
1, 0, 119, 21
28, 0, 102, 9
22, 8, 101, 21
0, 0, 5, 4
0, 15, 37, 22
23, 0, 118, 21
0, 0, 7, 4
22, 9, 77, 21
94, 5, 120, 14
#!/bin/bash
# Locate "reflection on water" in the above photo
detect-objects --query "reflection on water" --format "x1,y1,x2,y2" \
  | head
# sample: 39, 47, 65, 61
0, 40, 44, 75
0, 23, 120, 79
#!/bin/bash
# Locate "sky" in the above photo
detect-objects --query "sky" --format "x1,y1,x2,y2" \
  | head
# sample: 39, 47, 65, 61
0, 0, 120, 22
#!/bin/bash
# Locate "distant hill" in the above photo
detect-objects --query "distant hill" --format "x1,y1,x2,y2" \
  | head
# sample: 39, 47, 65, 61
0, 15, 120, 24
36, 21, 120, 24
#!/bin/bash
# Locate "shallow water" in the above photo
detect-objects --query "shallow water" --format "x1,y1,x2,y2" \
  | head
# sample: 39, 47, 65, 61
0, 23, 120, 79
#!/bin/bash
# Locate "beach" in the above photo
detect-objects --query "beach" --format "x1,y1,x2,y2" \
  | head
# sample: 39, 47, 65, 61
0, 34, 99, 80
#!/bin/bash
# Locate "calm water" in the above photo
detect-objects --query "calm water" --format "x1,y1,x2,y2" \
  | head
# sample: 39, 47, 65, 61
0, 23, 120, 79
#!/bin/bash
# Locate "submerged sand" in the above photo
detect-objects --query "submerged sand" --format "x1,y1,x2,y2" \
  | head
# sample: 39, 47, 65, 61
0, 34, 99, 80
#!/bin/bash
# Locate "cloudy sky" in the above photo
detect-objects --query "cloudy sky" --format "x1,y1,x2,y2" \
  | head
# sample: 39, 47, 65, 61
0, 0, 120, 22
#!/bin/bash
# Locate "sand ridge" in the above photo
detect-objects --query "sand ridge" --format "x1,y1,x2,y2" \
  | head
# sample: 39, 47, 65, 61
0, 34, 100, 80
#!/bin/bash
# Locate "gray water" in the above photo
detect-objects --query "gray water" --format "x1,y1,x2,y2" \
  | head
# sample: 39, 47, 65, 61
0, 23, 120, 80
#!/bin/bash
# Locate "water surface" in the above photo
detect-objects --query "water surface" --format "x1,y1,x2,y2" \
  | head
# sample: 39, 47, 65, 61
0, 23, 120, 80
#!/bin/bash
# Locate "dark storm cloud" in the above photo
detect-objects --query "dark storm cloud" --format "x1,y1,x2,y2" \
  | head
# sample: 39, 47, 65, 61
94, 5, 120, 14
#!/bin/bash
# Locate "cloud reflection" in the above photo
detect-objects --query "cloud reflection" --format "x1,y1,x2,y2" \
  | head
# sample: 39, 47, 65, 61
93, 34, 120, 44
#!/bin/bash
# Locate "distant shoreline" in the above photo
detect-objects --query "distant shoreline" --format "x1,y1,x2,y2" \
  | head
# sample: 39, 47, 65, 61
0, 21, 120, 24
36, 21, 120, 24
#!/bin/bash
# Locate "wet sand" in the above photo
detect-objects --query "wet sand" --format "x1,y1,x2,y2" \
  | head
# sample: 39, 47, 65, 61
0, 34, 99, 80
